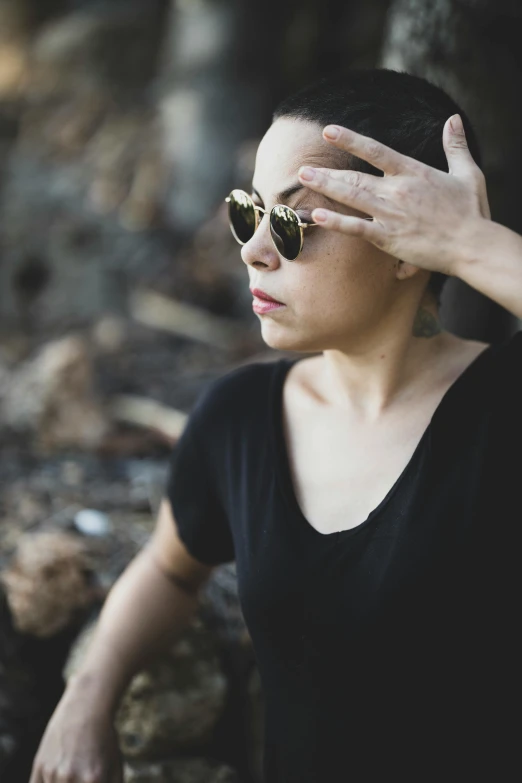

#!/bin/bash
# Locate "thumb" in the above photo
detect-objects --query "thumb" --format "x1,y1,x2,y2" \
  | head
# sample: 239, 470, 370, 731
443, 114, 476, 176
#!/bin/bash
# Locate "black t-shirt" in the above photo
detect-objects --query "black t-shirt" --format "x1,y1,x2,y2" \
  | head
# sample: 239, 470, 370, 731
166, 332, 522, 781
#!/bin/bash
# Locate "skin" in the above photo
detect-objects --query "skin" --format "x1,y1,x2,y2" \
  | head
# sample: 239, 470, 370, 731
30, 501, 212, 783
244, 116, 488, 418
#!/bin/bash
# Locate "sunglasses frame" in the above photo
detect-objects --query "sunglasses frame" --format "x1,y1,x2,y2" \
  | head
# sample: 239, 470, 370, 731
225, 189, 320, 261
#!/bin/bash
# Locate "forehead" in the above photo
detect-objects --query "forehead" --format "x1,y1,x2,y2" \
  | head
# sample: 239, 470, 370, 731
253, 117, 346, 196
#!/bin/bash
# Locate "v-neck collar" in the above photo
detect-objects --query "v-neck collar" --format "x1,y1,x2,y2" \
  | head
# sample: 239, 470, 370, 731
269, 342, 496, 541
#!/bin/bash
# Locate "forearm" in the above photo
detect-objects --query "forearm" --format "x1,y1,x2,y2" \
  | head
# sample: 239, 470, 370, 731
65, 544, 200, 718
455, 217, 522, 320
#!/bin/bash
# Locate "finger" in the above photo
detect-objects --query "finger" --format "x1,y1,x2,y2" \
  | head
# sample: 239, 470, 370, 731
443, 115, 491, 218
311, 208, 382, 243
298, 167, 383, 217
442, 115, 479, 177
322, 125, 421, 176
304, 167, 383, 190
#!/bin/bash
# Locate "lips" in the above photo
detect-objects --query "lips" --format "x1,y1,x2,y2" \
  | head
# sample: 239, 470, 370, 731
250, 287, 285, 305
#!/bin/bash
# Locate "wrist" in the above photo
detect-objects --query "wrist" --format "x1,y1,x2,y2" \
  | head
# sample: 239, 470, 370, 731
452, 216, 498, 279
65, 669, 121, 719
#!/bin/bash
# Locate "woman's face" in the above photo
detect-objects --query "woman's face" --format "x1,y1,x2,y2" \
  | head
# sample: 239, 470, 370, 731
242, 117, 420, 354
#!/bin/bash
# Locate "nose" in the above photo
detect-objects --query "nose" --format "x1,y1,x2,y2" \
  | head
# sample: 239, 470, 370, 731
240, 212, 282, 270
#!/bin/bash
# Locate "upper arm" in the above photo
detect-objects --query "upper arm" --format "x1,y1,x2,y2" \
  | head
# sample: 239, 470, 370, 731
148, 497, 215, 594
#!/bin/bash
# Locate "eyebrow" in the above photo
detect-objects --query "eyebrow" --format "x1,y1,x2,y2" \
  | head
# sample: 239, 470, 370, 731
252, 183, 305, 205
252, 182, 343, 212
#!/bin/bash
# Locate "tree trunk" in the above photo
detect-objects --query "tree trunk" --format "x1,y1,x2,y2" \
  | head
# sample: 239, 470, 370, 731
381, 0, 522, 339
159, 0, 389, 237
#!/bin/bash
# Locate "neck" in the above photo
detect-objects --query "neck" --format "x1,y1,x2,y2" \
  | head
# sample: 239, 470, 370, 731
317, 296, 451, 419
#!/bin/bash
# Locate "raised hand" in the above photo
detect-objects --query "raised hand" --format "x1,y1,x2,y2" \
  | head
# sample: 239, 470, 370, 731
298, 115, 491, 278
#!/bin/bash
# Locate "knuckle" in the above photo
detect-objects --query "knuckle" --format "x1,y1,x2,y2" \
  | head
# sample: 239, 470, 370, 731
55, 763, 95, 783
82, 767, 105, 783
366, 140, 382, 161
450, 137, 469, 150
344, 182, 357, 201
40, 763, 55, 780
350, 219, 366, 236
345, 171, 361, 188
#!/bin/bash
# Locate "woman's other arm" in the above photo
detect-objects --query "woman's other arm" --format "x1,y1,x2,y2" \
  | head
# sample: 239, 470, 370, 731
30, 498, 214, 783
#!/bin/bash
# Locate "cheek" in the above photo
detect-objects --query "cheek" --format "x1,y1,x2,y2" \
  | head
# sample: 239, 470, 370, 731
299, 235, 377, 297
292, 238, 395, 325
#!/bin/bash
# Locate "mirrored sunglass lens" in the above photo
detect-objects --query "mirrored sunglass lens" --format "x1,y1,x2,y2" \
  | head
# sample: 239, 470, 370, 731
228, 190, 256, 243
270, 205, 301, 260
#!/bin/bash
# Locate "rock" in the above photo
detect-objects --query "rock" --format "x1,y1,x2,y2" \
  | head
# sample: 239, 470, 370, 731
0, 530, 98, 637
64, 611, 228, 760
91, 315, 128, 354
74, 508, 112, 537
124, 757, 240, 783
0, 334, 110, 451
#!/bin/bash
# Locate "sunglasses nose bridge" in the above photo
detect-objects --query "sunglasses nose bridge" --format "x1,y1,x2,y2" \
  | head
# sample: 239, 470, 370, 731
251, 203, 277, 243
240, 210, 283, 269
227, 191, 304, 261
253, 204, 265, 232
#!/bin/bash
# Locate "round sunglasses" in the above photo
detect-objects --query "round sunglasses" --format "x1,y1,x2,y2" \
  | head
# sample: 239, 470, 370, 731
225, 188, 320, 261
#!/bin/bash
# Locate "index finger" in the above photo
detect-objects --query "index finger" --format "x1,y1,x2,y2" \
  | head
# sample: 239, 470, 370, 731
323, 125, 422, 176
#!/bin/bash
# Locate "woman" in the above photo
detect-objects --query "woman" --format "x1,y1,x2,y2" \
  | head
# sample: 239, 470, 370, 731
31, 70, 522, 782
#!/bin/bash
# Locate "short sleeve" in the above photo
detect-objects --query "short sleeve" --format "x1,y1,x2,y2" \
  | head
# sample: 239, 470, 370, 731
165, 405, 235, 566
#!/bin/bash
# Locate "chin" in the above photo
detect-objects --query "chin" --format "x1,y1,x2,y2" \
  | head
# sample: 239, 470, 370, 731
260, 323, 324, 354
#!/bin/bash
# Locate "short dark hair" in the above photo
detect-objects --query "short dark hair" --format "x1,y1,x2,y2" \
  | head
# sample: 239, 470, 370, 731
272, 68, 483, 305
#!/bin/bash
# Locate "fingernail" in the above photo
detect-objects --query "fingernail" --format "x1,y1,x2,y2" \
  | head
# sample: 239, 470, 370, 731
450, 114, 464, 134
313, 209, 327, 222
299, 166, 316, 181
324, 125, 340, 140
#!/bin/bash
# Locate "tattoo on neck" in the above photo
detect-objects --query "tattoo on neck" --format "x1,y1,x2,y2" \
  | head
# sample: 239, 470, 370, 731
412, 307, 442, 338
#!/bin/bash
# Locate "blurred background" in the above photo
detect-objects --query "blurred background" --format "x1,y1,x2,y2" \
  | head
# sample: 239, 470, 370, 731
0, 1, 521, 781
